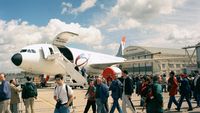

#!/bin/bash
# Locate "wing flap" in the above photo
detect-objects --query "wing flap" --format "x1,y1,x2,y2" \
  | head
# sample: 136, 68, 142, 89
90, 57, 189, 69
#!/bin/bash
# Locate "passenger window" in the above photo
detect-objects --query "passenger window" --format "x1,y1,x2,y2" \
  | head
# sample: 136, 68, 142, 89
49, 48, 54, 54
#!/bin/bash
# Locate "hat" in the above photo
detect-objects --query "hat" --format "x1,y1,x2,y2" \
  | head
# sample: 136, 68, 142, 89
180, 74, 187, 78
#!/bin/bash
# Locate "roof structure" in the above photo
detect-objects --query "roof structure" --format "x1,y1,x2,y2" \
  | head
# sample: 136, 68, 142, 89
125, 46, 195, 56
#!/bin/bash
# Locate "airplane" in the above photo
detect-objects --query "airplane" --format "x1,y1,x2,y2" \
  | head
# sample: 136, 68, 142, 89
11, 31, 127, 85
11, 31, 190, 85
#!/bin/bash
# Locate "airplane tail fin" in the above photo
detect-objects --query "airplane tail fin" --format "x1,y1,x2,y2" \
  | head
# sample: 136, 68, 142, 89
116, 36, 126, 57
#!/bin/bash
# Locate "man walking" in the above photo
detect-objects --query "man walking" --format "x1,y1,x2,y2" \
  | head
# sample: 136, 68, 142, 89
176, 73, 193, 111
146, 75, 163, 113
83, 80, 96, 113
121, 70, 136, 113
194, 70, 200, 107
109, 75, 123, 113
54, 74, 74, 113
22, 77, 37, 113
0, 73, 11, 113
166, 71, 178, 111
96, 77, 109, 113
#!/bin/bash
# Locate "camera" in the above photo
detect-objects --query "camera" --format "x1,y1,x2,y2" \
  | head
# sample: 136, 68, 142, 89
56, 99, 62, 109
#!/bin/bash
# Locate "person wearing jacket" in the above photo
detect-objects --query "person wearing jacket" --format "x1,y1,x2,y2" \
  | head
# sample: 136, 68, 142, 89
0, 73, 11, 113
109, 76, 123, 113
96, 77, 109, 113
146, 75, 163, 113
10, 79, 21, 113
176, 74, 193, 111
22, 77, 38, 113
121, 70, 136, 113
166, 71, 178, 111
83, 80, 96, 113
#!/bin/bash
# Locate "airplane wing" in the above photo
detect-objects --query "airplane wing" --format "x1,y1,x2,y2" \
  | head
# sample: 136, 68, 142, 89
90, 57, 189, 69
53, 31, 79, 47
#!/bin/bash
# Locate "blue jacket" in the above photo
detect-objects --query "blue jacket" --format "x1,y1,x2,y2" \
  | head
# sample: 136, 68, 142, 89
0, 80, 11, 101
96, 83, 109, 103
109, 79, 122, 99
179, 78, 191, 95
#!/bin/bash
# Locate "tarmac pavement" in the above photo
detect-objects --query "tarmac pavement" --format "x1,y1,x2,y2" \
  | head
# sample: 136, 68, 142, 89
18, 88, 200, 113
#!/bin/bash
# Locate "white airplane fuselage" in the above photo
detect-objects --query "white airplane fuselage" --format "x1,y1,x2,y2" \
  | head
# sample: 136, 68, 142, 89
11, 44, 125, 76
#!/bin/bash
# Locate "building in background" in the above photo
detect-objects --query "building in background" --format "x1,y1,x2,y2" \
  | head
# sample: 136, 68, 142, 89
122, 46, 196, 76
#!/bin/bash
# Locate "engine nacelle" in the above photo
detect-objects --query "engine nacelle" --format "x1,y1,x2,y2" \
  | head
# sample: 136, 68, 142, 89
102, 66, 122, 82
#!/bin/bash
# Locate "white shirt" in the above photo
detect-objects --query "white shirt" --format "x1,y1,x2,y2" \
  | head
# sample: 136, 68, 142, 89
54, 84, 73, 104
194, 75, 200, 87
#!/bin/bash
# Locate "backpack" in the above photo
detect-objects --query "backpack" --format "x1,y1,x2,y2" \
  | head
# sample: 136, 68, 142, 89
24, 83, 37, 98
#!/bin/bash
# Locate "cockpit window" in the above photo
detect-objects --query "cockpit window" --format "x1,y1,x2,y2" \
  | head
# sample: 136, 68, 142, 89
20, 49, 36, 53
20, 49, 27, 53
27, 49, 31, 53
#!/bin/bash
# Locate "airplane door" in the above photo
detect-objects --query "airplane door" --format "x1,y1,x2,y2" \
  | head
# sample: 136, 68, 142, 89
42, 46, 51, 59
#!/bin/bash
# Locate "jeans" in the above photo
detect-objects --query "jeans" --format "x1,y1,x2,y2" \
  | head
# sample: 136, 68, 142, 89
10, 103, 18, 113
54, 105, 70, 113
96, 98, 107, 113
110, 98, 122, 113
196, 93, 200, 106
167, 96, 178, 109
177, 94, 192, 110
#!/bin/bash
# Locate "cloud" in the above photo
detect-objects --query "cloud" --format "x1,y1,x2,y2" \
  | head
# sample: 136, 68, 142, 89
0, 18, 104, 72
108, 18, 141, 31
96, 0, 187, 31
61, 0, 97, 15
93, 42, 120, 55
136, 23, 200, 48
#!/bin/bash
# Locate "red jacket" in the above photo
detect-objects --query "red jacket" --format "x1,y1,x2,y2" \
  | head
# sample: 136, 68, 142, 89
168, 77, 178, 96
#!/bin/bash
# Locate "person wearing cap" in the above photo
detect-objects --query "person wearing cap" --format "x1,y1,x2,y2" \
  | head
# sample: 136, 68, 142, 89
176, 73, 193, 111
165, 71, 178, 111
0, 73, 11, 113
121, 70, 136, 113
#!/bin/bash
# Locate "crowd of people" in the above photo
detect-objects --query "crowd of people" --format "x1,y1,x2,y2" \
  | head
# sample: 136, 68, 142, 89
0, 73, 37, 113
1, 69, 200, 113
133, 70, 200, 112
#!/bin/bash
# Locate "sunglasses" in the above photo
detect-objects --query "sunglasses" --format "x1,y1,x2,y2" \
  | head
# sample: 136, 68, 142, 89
55, 78, 61, 81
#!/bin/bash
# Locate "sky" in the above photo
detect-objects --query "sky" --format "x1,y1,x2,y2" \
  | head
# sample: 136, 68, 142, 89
0, 0, 200, 72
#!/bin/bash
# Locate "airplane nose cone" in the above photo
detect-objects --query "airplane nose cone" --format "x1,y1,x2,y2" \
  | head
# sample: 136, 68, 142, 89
11, 53, 22, 66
